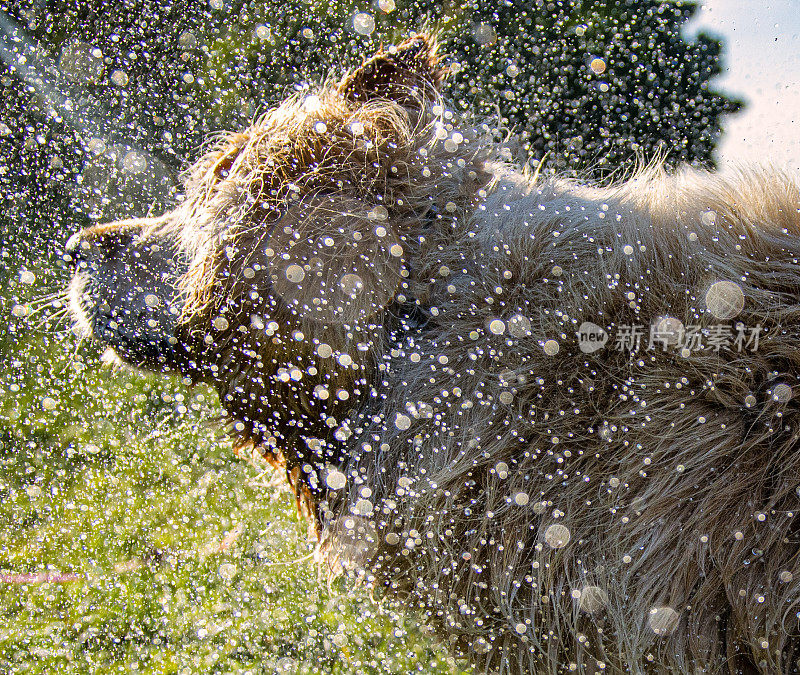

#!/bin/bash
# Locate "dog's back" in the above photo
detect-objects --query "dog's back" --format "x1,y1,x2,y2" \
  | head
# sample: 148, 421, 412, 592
322, 164, 800, 672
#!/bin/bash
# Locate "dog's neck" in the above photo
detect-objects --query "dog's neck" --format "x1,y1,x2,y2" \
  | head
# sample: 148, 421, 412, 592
207, 115, 515, 528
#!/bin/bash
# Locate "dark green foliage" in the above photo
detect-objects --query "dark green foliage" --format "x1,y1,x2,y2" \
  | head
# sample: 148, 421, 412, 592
448, 0, 742, 174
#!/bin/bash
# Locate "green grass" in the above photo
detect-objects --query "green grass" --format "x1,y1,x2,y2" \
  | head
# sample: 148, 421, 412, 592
0, 290, 470, 674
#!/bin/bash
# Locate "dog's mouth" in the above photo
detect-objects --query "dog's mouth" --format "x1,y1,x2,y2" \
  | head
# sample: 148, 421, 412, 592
66, 230, 190, 371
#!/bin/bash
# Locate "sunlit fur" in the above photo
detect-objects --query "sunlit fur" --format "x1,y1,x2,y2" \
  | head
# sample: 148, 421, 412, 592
67, 34, 800, 674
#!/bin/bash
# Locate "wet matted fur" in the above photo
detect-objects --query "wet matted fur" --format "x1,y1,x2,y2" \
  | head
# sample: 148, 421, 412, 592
67, 33, 800, 673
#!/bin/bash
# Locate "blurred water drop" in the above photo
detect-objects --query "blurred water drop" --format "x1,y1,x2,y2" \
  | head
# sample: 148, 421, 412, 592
86, 137, 107, 154
339, 273, 364, 297
499, 391, 514, 404
489, 319, 505, 335
473, 637, 491, 653
772, 383, 792, 402
59, 40, 103, 83
276, 657, 296, 673
178, 31, 197, 49
590, 57, 606, 74
110, 69, 129, 87
578, 586, 608, 613
513, 491, 529, 506
701, 210, 717, 226
543, 339, 560, 356
255, 25, 272, 41
368, 205, 388, 221
218, 562, 236, 581
285, 264, 305, 283
122, 150, 147, 174
648, 606, 679, 635
326, 469, 347, 490
302, 94, 322, 112
353, 12, 375, 35
653, 316, 684, 346
544, 523, 570, 548
705, 281, 744, 319
472, 22, 497, 46
353, 498, 373, 516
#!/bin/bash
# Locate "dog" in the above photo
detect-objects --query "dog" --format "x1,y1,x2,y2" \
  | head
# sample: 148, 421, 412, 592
67, 33, 800, 673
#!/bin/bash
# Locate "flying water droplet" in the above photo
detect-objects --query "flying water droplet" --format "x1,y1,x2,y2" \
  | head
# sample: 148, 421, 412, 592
543, 339, 560, 356
705, 281, 744, 320
489, 319, 505, 335
285, 264, 305, 283
326, 469, 347, 490
648, 606, 679, 635
353, 12, 375, 35
544, 523, 570, 548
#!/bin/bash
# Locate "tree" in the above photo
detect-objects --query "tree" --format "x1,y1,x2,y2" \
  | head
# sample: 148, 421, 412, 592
448, 0, 741, 174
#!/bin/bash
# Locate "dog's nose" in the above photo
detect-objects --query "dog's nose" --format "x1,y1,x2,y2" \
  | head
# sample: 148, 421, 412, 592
64, 232, 89, 267
64, 231, 106, 268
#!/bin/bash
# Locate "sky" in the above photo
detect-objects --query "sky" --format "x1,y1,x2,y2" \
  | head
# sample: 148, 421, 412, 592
690, 0, 800, 169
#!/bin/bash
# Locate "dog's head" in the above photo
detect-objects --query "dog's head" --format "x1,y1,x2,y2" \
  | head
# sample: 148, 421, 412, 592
66, 34, 487, 491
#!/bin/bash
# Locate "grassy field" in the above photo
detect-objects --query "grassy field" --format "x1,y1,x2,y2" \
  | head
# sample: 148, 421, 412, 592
0, 283, 470, 674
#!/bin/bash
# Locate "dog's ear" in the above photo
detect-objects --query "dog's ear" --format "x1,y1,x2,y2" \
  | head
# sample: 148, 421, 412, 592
338, 33, 446, 105
266, 194, 404, 325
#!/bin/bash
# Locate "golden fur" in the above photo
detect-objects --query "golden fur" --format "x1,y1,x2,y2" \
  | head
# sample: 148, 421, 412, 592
67, 34, 800, 673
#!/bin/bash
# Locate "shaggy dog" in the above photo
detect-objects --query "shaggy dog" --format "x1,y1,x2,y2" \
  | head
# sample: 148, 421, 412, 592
67, 34, 800, 673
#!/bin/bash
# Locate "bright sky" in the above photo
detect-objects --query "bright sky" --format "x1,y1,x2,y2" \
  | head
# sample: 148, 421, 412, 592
690, 0, 800, 169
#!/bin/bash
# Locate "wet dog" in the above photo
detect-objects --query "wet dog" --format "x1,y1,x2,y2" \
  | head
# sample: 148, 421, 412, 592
67, 33, 800, 673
